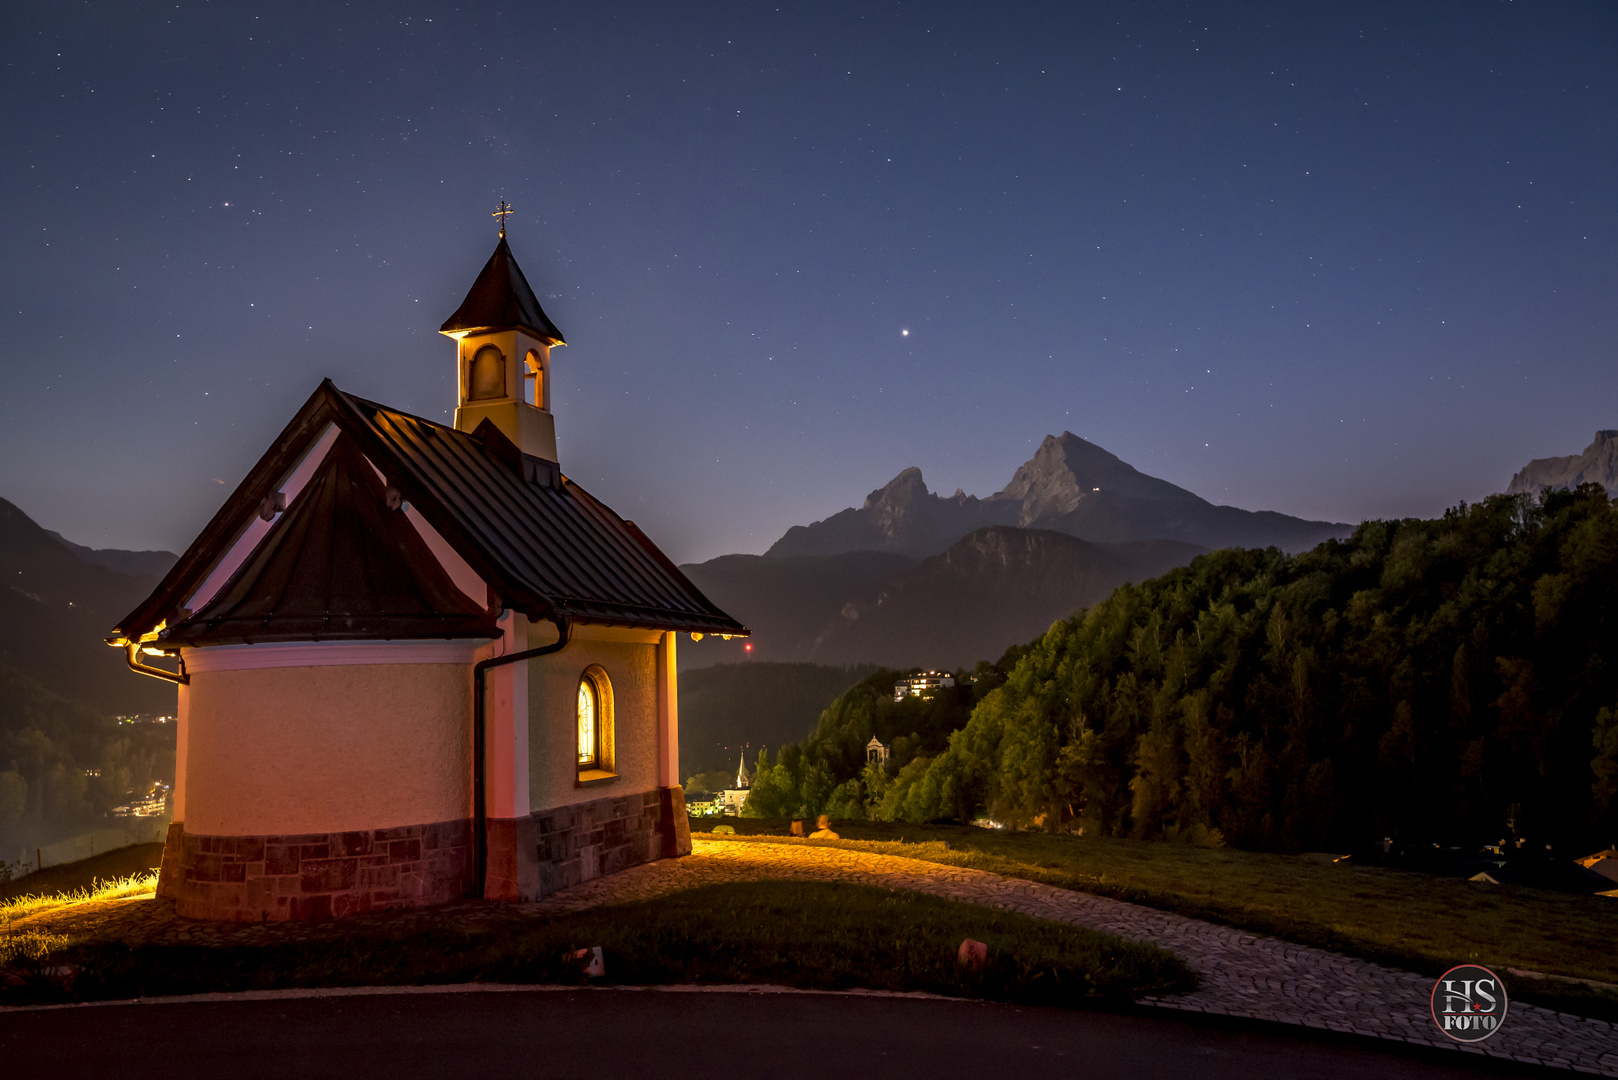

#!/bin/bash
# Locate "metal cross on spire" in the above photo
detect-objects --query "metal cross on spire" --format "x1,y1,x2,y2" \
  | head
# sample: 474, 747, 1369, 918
493, 199, 513, 239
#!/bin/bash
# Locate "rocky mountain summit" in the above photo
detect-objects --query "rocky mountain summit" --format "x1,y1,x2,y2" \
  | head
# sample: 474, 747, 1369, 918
1507, 430, 1618, 499
765, 466, 998, 559
766, 432, 1349, 559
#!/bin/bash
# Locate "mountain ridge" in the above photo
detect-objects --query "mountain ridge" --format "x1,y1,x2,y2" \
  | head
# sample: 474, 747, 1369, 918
0, 497, 177, 714
766, 431, 1349, 560
43, 530, 177, 578
682, 524, 1204, 670
1507, 430, 1618, 499
801, 526, 1204, 669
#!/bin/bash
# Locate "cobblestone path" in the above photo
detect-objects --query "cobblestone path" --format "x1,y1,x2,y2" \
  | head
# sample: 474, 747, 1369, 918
7, 836, 1616, 1073
525, 838, 1618, 1075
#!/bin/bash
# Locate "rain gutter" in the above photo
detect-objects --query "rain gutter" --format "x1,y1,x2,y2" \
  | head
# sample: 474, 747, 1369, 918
470, 613, 570, 899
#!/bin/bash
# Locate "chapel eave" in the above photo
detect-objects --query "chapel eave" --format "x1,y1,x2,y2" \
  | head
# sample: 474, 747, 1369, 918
113, 380, 747, 647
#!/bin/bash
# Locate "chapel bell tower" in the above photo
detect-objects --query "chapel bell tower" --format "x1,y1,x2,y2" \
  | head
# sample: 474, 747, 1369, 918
439, 203, 567, 463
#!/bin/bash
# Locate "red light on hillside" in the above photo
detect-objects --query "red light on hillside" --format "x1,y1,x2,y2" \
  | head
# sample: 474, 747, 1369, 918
744, 643, 753, 652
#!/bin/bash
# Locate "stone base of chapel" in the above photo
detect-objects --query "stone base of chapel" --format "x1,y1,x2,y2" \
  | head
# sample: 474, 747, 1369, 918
159, 787, 691, 920
160, 818, 475, 921
487, 785, 690, 902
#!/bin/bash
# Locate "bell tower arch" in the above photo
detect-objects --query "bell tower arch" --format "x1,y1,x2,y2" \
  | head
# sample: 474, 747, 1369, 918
440, 205, 567, 463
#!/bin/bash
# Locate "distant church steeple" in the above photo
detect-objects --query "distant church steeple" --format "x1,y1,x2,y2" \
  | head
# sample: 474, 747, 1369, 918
440, 204, 566, 463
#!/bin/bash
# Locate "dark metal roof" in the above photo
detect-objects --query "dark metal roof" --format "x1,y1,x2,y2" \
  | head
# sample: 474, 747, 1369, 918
160, 432, 499, 647
438, 237, 566, 345
339, 390, 744, 633
114, 380, 747, 645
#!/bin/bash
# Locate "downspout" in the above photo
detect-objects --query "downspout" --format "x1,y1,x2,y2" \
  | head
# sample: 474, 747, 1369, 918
121, 641, 189, 685
471, 614, 570, 900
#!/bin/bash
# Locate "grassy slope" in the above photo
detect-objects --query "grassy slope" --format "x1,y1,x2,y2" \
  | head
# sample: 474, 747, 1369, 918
0, 843, 163, 904
705, 819, 1618, 1020
2, 881, 1189, 1007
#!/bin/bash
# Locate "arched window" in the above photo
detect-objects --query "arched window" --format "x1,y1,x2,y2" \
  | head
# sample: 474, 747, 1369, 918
576, 679, 598, 768
468, 345, 506, 401
577, 666, 614, 776
525, 349, 545, 409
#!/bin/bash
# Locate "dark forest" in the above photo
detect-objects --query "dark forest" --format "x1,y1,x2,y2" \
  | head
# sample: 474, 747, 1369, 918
747, 487, 1618, 854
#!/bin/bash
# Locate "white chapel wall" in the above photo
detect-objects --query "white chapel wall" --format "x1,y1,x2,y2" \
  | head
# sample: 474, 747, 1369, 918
527, 625, 660, 812
182, 662, 471, 835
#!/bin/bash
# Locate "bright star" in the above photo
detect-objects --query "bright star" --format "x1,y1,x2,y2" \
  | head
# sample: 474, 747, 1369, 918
901, 329, 910, 337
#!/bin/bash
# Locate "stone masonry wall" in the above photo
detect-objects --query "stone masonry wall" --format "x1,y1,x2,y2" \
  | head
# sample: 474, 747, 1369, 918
168, 818, 472, 921
534, 789, 665, 896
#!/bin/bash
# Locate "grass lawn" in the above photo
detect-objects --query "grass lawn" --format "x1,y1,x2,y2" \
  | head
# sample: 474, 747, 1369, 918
0, 880, 1190, 1008
700, 817, 1618, 1020
0, 843, 164, 905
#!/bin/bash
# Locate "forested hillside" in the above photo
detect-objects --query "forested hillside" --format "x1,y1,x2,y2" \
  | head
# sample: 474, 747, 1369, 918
745, 487, 1618, 855
683, 529, 1200, 670
0, 662, 174, 855
0, 497, 178, 854
0, 497, 174, 715
678, 662, 877, 775
741, 667, 987, 821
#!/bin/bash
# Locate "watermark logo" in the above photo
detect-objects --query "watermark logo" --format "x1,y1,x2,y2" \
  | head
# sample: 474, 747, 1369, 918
1431, 964, 1508, 1042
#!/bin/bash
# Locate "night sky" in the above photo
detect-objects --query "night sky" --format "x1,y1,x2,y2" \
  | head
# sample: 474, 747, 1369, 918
3, 2, 1614, 563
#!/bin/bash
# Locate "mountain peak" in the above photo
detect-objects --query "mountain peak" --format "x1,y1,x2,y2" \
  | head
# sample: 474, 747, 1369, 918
862, 466, 930, 510
988, 431, 1197, 525
765, 432, 1349, 559
766, 465, 997, 559
1507, 429, 1618, 498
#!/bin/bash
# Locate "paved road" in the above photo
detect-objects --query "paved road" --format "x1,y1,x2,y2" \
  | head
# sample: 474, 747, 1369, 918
0, 987, 1564, 1080
12, 836, 1617, 1072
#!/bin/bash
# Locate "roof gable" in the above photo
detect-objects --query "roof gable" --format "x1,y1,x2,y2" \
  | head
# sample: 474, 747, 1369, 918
159, 432, 498, 647
114, 380, 747, 644
438, 237, 566, 344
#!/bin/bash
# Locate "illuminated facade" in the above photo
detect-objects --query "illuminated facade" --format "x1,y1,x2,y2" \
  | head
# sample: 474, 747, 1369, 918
892, 671, 956, 702
111, 229, 747, 921
716, 752, 751, 814
110, 781, 171, 819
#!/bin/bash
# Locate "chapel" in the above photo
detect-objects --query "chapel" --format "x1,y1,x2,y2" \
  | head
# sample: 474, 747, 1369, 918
110, 217, 747, 921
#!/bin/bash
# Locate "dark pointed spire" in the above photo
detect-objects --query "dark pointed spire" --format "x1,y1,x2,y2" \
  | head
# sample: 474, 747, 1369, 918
439, 237, 566, 344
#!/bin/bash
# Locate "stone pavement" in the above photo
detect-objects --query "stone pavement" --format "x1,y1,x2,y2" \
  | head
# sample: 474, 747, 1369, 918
7, 835, 1616, 1073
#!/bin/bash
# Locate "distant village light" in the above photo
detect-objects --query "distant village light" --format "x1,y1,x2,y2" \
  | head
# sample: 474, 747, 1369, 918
111, 781, 171, 819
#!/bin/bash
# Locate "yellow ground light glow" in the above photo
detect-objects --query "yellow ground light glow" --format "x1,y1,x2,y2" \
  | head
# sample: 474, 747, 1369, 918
1, 871, 158, 926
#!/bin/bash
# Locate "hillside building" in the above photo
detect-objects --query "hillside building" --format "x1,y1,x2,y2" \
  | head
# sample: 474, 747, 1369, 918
111, 221, 746, 920
717, 751, 752, 815
893, 671, 955, 702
